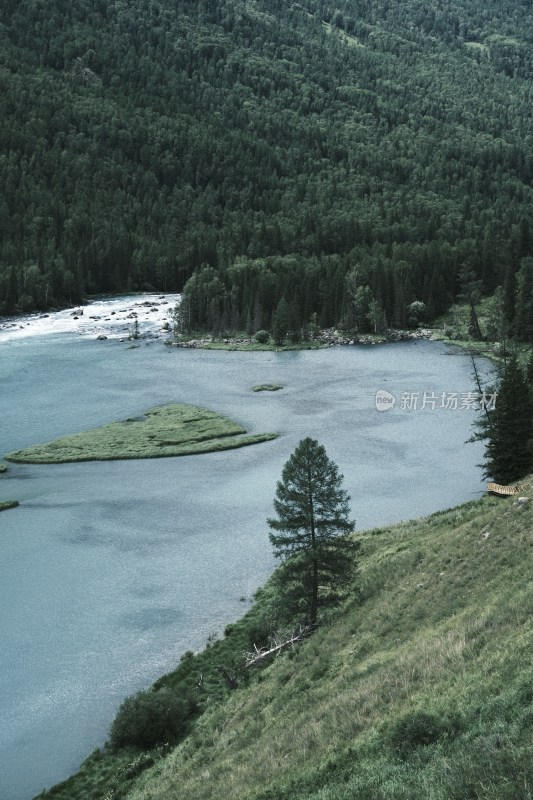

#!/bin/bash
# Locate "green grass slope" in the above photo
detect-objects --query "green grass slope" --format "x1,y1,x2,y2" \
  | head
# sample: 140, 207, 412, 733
38, 486, 533, 800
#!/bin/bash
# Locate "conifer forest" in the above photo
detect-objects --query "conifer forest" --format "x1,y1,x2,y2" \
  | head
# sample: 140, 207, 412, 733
1, 0, 533, 336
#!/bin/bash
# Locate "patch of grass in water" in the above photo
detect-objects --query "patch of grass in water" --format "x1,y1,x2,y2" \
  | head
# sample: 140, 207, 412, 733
251, 384, 284, 392
0, 500, 19, 511
5, 404, 277, 464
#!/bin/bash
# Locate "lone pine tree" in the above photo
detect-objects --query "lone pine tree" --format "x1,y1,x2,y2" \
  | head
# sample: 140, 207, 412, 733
268, 438, 358, 625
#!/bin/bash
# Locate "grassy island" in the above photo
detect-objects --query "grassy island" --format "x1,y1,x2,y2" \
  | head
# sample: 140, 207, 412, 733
0, 500, 19, 511
0, 464, 18, 510
251, 384, 284, 392
5, 404, 277, 464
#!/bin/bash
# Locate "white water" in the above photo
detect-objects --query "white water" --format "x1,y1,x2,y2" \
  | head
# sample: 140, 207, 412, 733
0, 293, 180, 343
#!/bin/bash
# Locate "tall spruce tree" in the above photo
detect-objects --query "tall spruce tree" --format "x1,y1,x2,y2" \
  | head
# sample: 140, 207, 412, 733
514, 257, 533, 342
268, 438, 358, 625
477, 355, 533, 484
458, 263, 483, 341
271, 297, 290, 345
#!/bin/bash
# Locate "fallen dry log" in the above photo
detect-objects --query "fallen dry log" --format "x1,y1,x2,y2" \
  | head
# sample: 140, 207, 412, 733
245, 623, 315, 668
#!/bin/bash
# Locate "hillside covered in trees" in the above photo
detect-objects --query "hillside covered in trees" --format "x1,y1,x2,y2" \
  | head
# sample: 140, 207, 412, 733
2, 0, 533, 335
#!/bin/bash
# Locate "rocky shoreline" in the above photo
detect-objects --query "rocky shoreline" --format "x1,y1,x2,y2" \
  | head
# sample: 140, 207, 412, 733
0, 297, 436, 349
171, 327, 435, 349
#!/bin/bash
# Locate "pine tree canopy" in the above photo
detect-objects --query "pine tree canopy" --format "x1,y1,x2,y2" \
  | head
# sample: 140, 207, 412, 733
268, 437, 358, 625
479, 355, 533, 484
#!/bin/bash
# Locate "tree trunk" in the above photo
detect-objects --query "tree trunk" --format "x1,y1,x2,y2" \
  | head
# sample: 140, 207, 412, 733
307, 467, 318, 626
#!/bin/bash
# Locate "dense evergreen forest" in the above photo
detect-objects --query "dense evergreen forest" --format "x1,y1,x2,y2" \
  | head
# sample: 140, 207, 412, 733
2, 0, 533, 336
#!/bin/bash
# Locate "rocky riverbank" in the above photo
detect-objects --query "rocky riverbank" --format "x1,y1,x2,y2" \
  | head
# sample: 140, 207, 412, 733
171, 327, 435, 349
0, 297, 434, 349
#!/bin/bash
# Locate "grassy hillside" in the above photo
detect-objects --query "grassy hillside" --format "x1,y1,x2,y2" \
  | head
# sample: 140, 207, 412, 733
39, 483, 533, 800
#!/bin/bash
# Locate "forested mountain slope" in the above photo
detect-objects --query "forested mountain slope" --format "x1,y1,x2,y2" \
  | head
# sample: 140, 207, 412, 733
1, 0, 533, 324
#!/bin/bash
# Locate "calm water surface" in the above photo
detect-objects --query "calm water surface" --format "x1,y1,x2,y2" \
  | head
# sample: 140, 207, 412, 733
0, 316, 492, 799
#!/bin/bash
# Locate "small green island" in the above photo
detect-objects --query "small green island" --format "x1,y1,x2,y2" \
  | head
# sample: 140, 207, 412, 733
5, 404, 277, 464
0, 500, 19, 512
251, 384, 284, 392
0, 464, 18, 510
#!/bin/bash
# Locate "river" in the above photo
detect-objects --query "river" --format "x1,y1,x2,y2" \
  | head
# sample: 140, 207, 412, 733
0, 295, 492, 799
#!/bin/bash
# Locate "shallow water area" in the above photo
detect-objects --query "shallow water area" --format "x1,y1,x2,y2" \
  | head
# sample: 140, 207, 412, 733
0, 297, 492, 800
